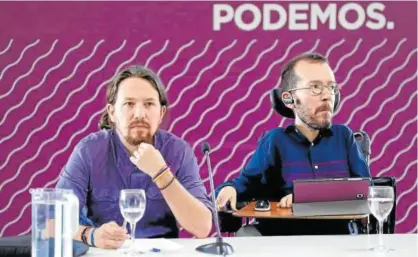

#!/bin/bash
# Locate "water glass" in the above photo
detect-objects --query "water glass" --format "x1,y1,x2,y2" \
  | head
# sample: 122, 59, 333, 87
119, 189, 146, 254
367, 186, 395, 252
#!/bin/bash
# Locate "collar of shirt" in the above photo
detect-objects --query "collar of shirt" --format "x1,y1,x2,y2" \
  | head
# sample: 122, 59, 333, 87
284, 123, 333, 146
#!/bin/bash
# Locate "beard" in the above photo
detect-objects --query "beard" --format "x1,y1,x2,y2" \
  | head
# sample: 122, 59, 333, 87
126, 128, 153, 145
117, 120, 155, 146
294, 97, 333, 130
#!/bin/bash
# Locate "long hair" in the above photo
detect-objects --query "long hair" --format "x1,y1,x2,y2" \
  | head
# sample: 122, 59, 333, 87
98, 65, 169, 130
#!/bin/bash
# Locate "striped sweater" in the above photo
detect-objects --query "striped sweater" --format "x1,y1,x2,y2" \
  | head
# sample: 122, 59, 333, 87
216, 124, 371, 200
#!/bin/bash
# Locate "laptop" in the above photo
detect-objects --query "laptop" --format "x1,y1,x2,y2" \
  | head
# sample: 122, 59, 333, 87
292, 177, 371, 217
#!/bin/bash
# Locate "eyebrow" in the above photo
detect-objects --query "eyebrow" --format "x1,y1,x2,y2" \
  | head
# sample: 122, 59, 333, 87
123, 97, 158, 102
307, 80, 337, 84
143, 98, 158, 102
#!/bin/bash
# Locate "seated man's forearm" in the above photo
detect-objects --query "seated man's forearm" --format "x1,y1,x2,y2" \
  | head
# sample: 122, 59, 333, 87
158, 173, 212, 238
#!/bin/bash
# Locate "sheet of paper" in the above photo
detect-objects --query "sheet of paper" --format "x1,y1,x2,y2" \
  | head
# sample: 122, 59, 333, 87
119, 238, 183, 253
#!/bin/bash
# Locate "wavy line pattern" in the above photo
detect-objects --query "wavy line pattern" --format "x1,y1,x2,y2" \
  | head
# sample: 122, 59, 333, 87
370, 117, 417, 164
0, 40, 104, 145
0, 37, 417, 237
0, 202, 31, 236
370, 91, 417, 145
0, 39, 41, 82
168, 40, 256, 132
407, 224, 418, 234
0, 40, 59, 100
334, 39, 408, 116
333, 39, 362, 73
166, 40, 212, 93
343, 49, 417, 125
0, 40, 98, 170
207, 109, 275, 183
325, 39, 345, 58
0, 40, 86, 169
145, 40, 169, 67
157, 40, 194, 76
181, 40, 280, 140
376, 134, 418, 177
223, 149, 256, 183
214, 108, 287, 187
0, 108, 105, 214
396, 160, 417, 184
168, 40, 236, 108
197, 90, 271, 169
0, 39, 13, 56
360, 71, 417, 131
338, 39, 388, 88
0, 40, 83, 126
396, 202, 418, 225
18, 227, 32, 237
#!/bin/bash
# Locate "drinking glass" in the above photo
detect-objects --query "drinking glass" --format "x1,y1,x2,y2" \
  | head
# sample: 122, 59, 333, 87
367, 186, 395, 252
119, 189, 146, 255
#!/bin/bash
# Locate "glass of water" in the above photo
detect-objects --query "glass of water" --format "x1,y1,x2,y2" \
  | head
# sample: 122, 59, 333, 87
367, 186, 394, 252
119, 189, 146, 254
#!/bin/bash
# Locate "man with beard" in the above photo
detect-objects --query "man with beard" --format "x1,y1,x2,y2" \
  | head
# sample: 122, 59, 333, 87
215, 52, 370, 236
56, 66, 213, 249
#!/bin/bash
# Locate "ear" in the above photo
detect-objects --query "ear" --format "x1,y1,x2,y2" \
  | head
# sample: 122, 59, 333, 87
106, 104, 116, 123
281, 92, 295, 109
159, 106, 167, 124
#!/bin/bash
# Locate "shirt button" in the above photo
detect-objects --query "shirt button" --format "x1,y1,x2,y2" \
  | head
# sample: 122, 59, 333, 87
314, 165, 319, 169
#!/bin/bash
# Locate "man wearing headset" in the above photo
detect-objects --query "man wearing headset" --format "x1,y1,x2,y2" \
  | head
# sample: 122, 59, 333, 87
215, 52, 371, 236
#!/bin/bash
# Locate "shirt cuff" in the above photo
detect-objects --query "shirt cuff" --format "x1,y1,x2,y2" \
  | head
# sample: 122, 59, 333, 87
215, 181, 236, 197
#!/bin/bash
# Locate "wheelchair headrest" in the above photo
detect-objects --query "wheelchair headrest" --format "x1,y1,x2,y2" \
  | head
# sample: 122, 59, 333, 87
353, 131, 371, 155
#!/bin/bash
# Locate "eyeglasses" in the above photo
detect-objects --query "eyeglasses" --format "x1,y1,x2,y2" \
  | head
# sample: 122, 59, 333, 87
288, 83, 340, 96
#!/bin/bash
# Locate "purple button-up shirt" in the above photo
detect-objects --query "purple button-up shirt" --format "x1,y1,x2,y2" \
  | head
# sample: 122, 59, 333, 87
56, 129, 213, 238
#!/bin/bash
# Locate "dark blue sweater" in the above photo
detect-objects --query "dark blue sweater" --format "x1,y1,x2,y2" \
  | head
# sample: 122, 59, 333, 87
216, 124, 371, 200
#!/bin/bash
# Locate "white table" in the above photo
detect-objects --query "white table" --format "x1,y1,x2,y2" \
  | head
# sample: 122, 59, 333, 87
86, 234, 417, 257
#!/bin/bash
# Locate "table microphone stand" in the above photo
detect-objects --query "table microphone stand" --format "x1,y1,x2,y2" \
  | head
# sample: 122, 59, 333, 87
196, 142, 234, 256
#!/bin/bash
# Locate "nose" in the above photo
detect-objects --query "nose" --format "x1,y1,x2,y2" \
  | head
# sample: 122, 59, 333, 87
321, 87, 333, 102
133, 105, 145, 119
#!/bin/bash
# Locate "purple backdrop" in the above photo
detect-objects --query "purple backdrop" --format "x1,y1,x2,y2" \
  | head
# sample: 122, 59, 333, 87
0, 1, 417, 237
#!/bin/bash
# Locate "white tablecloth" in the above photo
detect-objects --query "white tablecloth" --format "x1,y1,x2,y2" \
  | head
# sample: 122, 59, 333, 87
85, 234, 417, 257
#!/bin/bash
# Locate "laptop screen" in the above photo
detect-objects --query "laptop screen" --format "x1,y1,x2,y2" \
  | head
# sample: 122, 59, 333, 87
293, 177, 371, 203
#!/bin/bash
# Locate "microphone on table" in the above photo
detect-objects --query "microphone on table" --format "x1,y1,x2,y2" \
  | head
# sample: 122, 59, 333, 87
195, 142, 234, 256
